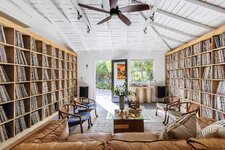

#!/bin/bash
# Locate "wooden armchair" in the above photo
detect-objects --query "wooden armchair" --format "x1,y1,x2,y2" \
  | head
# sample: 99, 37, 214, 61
165, 102, 200, 125
59, 104, 92, 133
74, 97, 98, 118
155, 96, 180, 124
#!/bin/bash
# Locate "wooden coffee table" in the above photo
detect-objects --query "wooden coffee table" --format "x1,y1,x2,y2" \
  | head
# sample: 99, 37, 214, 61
106, 106, 151, 133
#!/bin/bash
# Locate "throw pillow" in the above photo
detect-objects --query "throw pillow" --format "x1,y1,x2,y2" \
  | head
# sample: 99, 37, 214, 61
159, 113, 197, 140
197, 120, 225, 138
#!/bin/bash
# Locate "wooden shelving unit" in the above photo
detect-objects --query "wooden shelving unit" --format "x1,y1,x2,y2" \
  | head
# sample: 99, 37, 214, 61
0, 16, 78, 147
165, 24, 225, 121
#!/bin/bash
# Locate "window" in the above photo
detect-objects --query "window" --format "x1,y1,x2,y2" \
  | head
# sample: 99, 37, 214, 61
131, 60, 154, 83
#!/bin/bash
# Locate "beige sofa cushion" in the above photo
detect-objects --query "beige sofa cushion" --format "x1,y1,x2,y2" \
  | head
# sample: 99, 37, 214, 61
67, 133, 112, 142
24, 120, 69, 143
112, 132, 159, 142
188, 138, 225, 150
197, 120, 225, 138
159, 113, 196, 140
14, 141, 105, 150
107, 140, 192, 150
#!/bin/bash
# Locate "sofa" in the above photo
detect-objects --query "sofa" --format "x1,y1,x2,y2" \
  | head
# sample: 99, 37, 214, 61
13, 118, 225, 150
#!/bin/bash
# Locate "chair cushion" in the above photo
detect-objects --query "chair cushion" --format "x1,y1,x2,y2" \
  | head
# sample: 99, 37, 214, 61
68, 112, 90, 126
197, 120, 225, 138
156, 103, 167, 110
78, 105, 96, 113
159, 113, 197, 140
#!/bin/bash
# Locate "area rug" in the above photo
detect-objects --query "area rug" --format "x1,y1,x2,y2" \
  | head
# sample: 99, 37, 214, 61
71, 103, 165, 134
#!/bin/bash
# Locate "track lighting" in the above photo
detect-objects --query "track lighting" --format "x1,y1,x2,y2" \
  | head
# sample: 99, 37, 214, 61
87, 26, 90, 33
77, 11, 82, 20
144, 27, 147, 34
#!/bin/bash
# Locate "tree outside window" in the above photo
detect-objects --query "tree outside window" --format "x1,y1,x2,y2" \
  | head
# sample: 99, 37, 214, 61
131, 60, 154, 83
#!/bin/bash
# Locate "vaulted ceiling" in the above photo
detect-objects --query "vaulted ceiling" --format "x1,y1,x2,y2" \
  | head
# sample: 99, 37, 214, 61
11, 0, 225, 51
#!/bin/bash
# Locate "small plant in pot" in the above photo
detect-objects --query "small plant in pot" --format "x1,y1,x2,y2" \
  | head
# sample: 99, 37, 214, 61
112, 82, 133, 111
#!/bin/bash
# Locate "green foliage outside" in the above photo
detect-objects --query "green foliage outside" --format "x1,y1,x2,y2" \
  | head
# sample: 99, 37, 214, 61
96, 61, 112, 90
131, 60, 154, 83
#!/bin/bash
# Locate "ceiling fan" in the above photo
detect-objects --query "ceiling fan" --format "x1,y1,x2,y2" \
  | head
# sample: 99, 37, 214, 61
78, 0, 150, 26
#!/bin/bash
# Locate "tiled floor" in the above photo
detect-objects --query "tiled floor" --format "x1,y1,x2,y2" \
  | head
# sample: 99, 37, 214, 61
72, 89, 166, 134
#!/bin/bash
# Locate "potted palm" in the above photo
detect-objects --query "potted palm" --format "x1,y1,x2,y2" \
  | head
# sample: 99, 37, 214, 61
112, 82, 133, 111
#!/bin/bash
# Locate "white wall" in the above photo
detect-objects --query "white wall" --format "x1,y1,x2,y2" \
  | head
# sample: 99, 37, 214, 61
78, 50, 166, 99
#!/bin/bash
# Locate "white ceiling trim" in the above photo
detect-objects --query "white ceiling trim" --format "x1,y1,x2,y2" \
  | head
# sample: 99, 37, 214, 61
156, 9, 214, 30
184, 0, 225, 15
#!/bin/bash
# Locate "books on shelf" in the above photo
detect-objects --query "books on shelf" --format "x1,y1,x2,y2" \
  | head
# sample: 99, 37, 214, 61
214, 49, 225, 64
43, 56, 49, 67
201, 53, 211, 65
0, 106, 8, 122
186, 90, 191, 99
15, 49, 28, 65
202, 80, 211, 93
16, 66, 27, 81
0, 26, 6, 43
31, 53, 39, 66
59, 50, 63, 59
215, 112, 225, 120
185, 79, 191, 89
31, 97, 38, 111
59, 91, 63, 101
179, 79, 184, 88
178, 70, 184, 78
192, 68, 199, 78
192, 43, 201, 55
15, 100, 25, 117
59, 60, 62, 70
202, 107, 213, 118
202, 39, 211, 52
214, 65, 225, 79
0, 85, 11, 103
59, 80, 62, 89
216, 81, 225, 95
15, 84, 28, 99
31, 38, 37, 51
43, 106, 50, 119
0, 66, 9, 82
192, 91, 200, 103
179, 60, 184, 69
15, 117, 27, 135
184, 58, 191, 68
192, 55, 201, 67
52, 81, 56, 91
52, 92, 57, 103
185, 69, 190, 78
64, 61, 68, 70
202, 93, 212, 107
42, 94, 48, 106
0, 125, 9, 143
184, 47, 192, 57
214, 95, 225, 112
52, 104, 56, 114
15, 31, 24, 48
31, 68, 39, 81
52, 48, 56, 57
31, 82, 40, 95
214, 33, 225, 48
202, 67, 211, 79
42, 44, 47, 54
52, 70, 56, 79
31, 111, 41, 125
64, 71, 68, 79
0, 45, 7, 63
192, 80, 200, 90
64, 53, 68, 60
42, 82, 49, 93
179, 50, 184, 59
52, 59, 56, 68
174, 79, 179, 87
43, 69, 49, 80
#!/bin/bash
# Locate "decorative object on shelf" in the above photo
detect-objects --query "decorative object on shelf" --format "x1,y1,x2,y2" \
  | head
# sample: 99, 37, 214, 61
112, 82, 133, 111
128, 100, 140, 110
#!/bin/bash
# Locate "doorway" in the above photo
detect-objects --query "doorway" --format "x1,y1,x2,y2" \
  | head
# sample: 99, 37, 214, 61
95, 60, 112, 101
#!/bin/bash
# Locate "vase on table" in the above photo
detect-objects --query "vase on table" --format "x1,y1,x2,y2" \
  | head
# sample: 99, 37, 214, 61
119, 95, 125, 111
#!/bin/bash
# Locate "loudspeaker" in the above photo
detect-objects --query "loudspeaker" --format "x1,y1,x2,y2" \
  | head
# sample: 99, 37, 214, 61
79, 86, 89, 98
157, 86, 166, 98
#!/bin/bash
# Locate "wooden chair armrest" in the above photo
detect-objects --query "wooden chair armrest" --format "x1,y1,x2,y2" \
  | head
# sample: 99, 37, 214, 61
165, 101, 180, 110
182, 108, 200, 116
59, 111, 82, 119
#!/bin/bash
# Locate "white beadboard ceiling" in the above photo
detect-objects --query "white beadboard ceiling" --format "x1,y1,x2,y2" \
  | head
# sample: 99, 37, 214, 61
18, 0, 225, 51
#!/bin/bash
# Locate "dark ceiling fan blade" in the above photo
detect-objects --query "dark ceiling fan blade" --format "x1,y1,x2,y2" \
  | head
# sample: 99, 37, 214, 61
118, 13, 131, 26
78, 3, 110, 13
120, 4, 150, 13
97, 16, 112, 25
109, 0, 118, 9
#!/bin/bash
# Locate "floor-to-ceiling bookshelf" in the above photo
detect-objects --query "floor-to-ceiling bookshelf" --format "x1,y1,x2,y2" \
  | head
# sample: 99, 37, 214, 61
165, 24, 225, 121
0, 16, 78, 148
